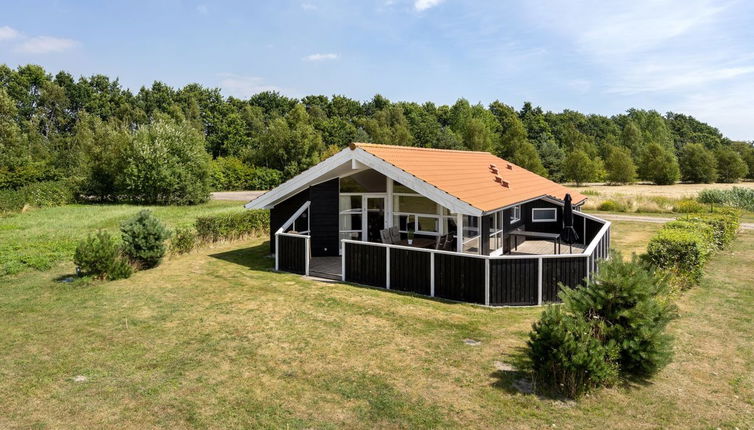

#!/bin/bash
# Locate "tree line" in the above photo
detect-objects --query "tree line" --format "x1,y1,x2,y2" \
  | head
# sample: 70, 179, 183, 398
1, 64, 753, 203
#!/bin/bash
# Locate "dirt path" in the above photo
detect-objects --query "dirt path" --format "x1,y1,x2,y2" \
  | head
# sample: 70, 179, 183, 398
210, 191, 266, 201
597, 213, 754, 230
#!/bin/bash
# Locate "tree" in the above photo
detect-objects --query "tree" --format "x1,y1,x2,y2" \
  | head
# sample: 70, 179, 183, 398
119, 119, 211, 204
489, 101, 546, 175
619, 120, 643, 156
678, 143, 717, 183
639, 143, 679, 185
730, 141, 754, 180
604, 146, 637, 184
562, 150, 598, 185
715, 148, 748, 183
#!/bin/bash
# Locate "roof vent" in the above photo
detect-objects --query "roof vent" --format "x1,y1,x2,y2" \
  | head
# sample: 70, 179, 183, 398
501, 180, 510, 188
506, 163, 513, 170
489, 164, 499, 174
494, 175, 502, 183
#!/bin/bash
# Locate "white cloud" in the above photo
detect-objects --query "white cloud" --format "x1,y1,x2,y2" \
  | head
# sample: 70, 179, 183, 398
196, 4, 208, 14
301, 2, 316, 10
0, 26, 20, 41
217, 74, 282, 98
15, 36, 78, 54
303, 53, 339, 61
414, 0, 444, 11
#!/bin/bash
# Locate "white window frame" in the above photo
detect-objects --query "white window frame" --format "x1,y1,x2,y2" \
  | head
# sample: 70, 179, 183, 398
510, 205, 521, 223
531, 207, 558, 223
488, 210, 505, 255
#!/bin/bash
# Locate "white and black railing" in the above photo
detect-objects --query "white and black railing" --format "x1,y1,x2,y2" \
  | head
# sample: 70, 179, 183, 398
274, 201, 311, 275
341, 215, 611, 306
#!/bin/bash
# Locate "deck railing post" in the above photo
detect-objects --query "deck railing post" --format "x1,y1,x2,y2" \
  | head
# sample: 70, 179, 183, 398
385, 246, 391, 289
275, 234, 279, 271
341, 241, 346, 282
484, 259, 490, 306
430, 251, 435, 297
537, 257, 543, 305
304, 236, 310, 276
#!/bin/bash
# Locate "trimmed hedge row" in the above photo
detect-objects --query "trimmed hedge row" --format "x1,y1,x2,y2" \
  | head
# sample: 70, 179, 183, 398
195, 210, 270, 243
646, 210, 740, 287
0, 180, 75, 213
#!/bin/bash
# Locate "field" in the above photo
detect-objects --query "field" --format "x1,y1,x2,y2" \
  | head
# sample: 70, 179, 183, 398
0, 201, 244, 276
574, 181, 754, 199
0, 204, 752, 429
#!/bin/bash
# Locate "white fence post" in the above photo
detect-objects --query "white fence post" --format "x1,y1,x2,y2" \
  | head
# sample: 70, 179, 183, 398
537, 257, 543, 305
275, 234, 279, 271
304, 236, 310, 276
484, 259, 490, 306
430, 252, 435, 297
385, 247, 391, 289
341, 241, 346, 282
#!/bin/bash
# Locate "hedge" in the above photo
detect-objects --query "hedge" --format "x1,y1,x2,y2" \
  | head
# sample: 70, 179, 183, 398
646, 228, 709, 285
195, 210, 270, 242
677, 211, 739, 249
0, 180, 75, 213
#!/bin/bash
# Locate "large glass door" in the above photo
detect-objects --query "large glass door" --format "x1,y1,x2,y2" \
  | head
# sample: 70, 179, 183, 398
365, 196, 386, 242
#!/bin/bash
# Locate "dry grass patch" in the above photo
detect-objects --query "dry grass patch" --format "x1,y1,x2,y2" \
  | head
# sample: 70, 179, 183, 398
0, 225, 752, 428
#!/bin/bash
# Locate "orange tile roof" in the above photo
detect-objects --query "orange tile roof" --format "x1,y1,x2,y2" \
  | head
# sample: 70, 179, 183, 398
352, 143, 587, 213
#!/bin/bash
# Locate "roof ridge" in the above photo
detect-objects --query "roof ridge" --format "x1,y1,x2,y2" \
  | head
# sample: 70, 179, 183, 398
350, 142, 492, 155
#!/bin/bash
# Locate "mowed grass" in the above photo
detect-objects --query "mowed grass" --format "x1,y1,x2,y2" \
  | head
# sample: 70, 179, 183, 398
0, 200, 244, 276
0, 219, 752, 429
606, 221, 663, 258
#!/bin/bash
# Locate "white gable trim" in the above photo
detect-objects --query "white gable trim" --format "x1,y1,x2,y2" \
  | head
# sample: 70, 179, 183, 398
245, 146, 483, 216
244, 148, 354, 209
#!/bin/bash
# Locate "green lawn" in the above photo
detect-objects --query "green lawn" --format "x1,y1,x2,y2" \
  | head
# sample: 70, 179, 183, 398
0, 200, 244, 276
0, 213, 752, 428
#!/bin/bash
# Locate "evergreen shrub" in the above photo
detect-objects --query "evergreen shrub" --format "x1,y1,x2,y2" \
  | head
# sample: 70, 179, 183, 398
120, 210, 171, 269
73, 231, 133, 280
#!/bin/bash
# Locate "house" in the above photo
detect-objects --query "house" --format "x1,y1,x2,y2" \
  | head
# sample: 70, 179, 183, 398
245, 143, 610, 306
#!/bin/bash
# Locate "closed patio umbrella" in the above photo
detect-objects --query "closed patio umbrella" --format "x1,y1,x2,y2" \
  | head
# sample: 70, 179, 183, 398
560, 193, 579, 253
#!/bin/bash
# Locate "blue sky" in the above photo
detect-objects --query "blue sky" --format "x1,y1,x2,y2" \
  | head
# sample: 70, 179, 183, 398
1, 0, 753, 140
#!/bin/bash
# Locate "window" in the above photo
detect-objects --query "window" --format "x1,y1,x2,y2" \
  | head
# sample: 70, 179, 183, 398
488, 211, 504, 254
510, 205, 521, 223
532, 207, 557, 222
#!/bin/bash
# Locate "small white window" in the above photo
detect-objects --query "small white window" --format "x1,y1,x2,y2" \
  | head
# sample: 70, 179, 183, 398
510, 205, 521, 223
532, 208, 557, 222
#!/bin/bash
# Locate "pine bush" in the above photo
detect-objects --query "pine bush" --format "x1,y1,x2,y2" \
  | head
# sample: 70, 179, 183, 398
73, 231, 133, 280
120, 210, 171, 269
528, 306, 620, 398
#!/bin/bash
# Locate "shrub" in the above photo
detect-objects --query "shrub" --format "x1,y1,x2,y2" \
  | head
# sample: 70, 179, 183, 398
646, 227, 709, 286
195, 210, 270, 242
663, 220, 716, 253
672, 199, 706, 213
0, 180, 75, 213
677, 212, 739, 249
210, 157, 283, 191
73, 231, 133, 280
561, 253, 677, 378
118, 120, 212, 205
171, 226, 197, 254
120, 210, 171, 269
528, 306, 619, 398
597, 200, 625, 212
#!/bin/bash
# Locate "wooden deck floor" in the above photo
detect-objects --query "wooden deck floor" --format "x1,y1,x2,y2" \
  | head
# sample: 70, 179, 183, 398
508, 240, 585, 255
309, 257, 342, 280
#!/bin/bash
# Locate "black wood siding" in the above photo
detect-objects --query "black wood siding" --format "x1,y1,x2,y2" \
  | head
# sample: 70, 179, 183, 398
433, 254, 485, 304
309, 179, 339, 257
344, 242, 386, 288
542, 257, 587, 302
269, 188, 310, 253
389, 248, 431, 295
277, 235, 307, 274
489, 258, 538, 305
521, 199, 562, 234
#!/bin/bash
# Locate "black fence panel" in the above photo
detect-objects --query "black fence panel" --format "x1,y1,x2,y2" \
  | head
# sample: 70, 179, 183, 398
488, 258, 538, 306
584, 217, 603, 245
344, 242, 386, 288
433, 254, 485, 304
542, 257, 587, 303
390, 248, 431, 295
278, 234, 307, 274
